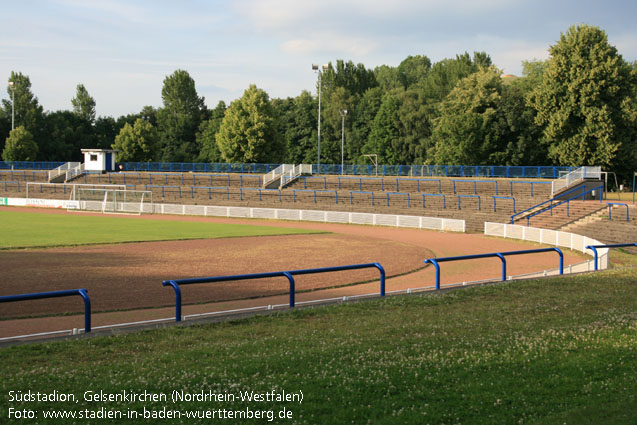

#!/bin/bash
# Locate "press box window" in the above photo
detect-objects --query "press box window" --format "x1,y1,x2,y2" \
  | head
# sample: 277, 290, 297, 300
90, 155, 98, 161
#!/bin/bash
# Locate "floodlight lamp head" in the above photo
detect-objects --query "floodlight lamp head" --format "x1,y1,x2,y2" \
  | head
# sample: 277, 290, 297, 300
322, 64, 329, 71
312, 64, 319, 71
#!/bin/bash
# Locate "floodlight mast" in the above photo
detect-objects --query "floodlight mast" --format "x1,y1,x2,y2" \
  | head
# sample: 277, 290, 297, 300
339, 110, 348, 175
8, 81, 16, 131
312, 63, 329, 174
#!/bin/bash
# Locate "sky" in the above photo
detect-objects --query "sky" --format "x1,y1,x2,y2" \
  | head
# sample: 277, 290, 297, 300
1, 0, 636, 118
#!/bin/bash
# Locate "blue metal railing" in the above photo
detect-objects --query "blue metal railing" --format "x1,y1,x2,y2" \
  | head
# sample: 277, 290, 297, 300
422, 193, 446, 209
337, 176, 385, 191
424, 248, 564, 290
510, 184, 603, 225
240, 188, 282, 202
299, 176, 328, 189
493, 196, 516, 213
350, 191, 375, 206
457, 194, 481, 210
509, 181, 552, 197
522, 185, 603, 226
606, 203, 630, 222
396, 178, 442, 193
0, 289, 91, 333
2, 161, 576, 178
452, 179, 498, 195
586, 243, 637, 271
145, 185, 181, 198
162, 263, 386, 321
292, 189, 338, 204
386, 192, 410, 207
190, 186, 230, 200
1, 181, 20, 191
0, 161, 65, 170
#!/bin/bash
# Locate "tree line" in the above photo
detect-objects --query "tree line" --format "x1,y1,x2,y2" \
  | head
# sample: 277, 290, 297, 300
2, 24, 636, 181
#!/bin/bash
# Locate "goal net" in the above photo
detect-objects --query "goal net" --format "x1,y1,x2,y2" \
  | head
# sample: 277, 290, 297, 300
72, 188, 153, 215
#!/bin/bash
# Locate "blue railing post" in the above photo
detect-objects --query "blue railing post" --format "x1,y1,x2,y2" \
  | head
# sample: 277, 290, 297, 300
496, 253, 506, 281
0, 289, 92, 333
283, 272, 295, 308
424, 259, 441, 290
162, 280, 182, 322
78, 289, 91, 333
586, 243, 637, 271
374, 262, 386, 296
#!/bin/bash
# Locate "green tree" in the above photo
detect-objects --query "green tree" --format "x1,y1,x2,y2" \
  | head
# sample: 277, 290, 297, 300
279, 91, 317, 164
429, 67, 506, 165
419, 52, 489, 103
321, 60, 377, 97
196, 101, 226, 163
362, 92, 402, 164
528, 24, 637, 171
71, 84, 96, 124
396, 87, 433, 164
111, 118, 159, 162
2, 72, 45, 155
373, 65, 402, 92
2, 126, 38, 161
216, 85, 283, 163
93, 116, 119, 150
156, 69, 207, 162
361, 87, 433, 165
0, 109, 9, 154
40, 111, 93, 161
497, 83, 547, 165
350, 87, 383, 163
397, 55, 432, 89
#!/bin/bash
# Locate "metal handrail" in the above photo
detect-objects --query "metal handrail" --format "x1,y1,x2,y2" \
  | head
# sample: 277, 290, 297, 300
511, 184, 602, 224
0, 289, 91, 332
425, 248, 564, 290
586, 243, 637, 271
162, 263, 386, 322
606, 203, 629, 222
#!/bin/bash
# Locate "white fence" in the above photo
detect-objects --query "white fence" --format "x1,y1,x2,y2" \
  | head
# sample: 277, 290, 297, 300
262, 164, 294, 187
551, 166, 601, 196
150, 204, 466, 232
484, 222, 609, 271
281, 164, 312, 187
47, 162, 80, 181
1, 196, 466, 232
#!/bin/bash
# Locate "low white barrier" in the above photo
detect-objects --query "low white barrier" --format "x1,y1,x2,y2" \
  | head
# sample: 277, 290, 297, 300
484, 222, 609, 270
1, 197, 466, 233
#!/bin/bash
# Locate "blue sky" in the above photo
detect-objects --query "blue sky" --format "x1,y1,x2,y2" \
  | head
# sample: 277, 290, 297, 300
1, 0, 636, 117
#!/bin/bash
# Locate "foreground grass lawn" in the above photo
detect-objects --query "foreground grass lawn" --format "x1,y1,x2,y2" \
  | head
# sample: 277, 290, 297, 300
1, 268, 636, 424
0, 209, 321, 248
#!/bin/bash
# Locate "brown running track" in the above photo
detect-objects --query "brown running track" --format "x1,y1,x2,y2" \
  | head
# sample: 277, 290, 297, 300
0, 207, 585, 338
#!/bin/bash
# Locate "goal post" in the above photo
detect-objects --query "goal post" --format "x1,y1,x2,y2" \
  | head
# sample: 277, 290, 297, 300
72, 188, 153, 215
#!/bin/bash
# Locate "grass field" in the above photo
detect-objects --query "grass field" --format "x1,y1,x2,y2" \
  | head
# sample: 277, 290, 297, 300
1, 268, 635, 424
0, 210, 322, 249
605, 192, 636, 202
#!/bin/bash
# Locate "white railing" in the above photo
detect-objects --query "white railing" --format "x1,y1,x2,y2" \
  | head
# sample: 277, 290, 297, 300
281, 164, 312, 187
2, 196, 466, 233
48, 162, 80, 182
484, 221, 609, 270
262, 164, 294, 187
551, 166, 601, 196
65, 163, 85, 181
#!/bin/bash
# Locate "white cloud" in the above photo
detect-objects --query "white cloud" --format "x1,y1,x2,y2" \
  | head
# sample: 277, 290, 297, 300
281, 36, 379, 57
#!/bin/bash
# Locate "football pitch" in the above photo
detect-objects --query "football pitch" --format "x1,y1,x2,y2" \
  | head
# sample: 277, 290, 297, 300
0, 209, 321, 249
